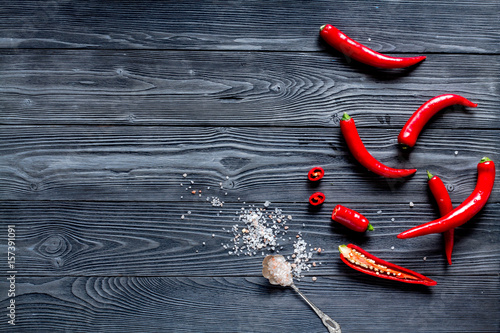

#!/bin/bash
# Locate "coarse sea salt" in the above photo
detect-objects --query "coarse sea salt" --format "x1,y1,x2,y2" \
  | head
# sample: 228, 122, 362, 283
262, 255, 293, 287
210, 196, 224, 207
224, 205, 288, 256
222, 203, 318, 279
290, 236, 314, 279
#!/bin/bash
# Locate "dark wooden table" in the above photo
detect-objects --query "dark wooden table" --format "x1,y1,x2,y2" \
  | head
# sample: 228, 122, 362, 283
1, 1, 499, 332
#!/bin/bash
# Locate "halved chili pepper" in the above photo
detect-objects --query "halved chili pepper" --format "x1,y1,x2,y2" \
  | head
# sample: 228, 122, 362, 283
340, 112, 417, 178
339, 244, 436, 286
427, 171, 454, 265
319, 24, 426, 69
398, 157, 495, 239
308, 166, 325, 181
398, 94, 477, 148
309, 192, 326, 206
332, 204, 373, 232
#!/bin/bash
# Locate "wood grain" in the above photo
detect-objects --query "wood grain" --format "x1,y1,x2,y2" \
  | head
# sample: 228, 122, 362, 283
0, 1, 499, 53
0, 275, 498, 332
0, 51, 497, 127
0, 126, 498, 202
0, 1, 498, 331
1, 201, 498, 277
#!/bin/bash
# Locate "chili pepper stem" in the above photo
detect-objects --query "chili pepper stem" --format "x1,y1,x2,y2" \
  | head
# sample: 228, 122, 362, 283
341, 112, 351, 121
367, 223, 374, 231
481, 156, 492, 163
427, 170, 434, 180
319, 24, 327, 32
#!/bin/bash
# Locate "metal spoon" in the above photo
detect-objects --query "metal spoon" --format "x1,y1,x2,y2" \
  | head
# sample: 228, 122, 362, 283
262, 255, 341, 333
290, 283, 341, 333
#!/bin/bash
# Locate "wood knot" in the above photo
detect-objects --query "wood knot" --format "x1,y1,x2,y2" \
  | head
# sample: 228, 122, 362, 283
37, 235, 71, 259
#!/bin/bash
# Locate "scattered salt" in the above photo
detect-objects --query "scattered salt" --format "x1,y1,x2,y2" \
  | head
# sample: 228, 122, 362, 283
291, 237, 314, 279
409, 202, 414, 208
211, 197, 224, 207
224, 204, 289, 257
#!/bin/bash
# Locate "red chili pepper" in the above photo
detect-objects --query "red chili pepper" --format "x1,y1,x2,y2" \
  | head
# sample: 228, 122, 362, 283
398, 157, 495, 239
308, 166, 325, 181
332, 204, 373, 232
398, 94, 477, 148
427, 171, 454, 265
309, 192, 326, 206
339, 244, 437, 286
319, 24, 426, 69
340, 113, 417, 178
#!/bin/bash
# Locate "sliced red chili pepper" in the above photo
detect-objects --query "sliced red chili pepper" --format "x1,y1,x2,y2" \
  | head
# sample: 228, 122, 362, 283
332, 204, 373, 232
339, 244, 436, 286
308, 166, 325, 181
398, 157, 495, 239
309, 192, 325, 206
340, 113, 417, 178
398, 94, 477, 148
319, 24, 426, 69
427, 170, 454, 265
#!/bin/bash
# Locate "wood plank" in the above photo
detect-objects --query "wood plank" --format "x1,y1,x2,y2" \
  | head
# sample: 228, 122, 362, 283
0, 275, 498, 332
0, 50, 498, 127
1, 201, 498, 276
0, 126, 498, 202
0, 1, 499, 53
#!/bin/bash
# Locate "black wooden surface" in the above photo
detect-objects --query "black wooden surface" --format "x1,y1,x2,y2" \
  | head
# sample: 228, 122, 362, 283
1, 1, 499, 332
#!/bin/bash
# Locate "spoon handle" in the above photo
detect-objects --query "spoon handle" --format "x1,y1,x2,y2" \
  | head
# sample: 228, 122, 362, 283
291, 284, 341, 333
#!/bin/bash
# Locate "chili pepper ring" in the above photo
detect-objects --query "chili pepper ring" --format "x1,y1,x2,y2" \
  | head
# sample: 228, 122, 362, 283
309, 192, 326, 206
308, 166, 325, 181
